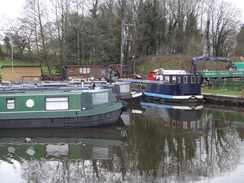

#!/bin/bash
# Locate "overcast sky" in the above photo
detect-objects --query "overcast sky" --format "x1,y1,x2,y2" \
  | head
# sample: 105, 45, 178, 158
0, 0, 24, 19
0, 0, 244, 24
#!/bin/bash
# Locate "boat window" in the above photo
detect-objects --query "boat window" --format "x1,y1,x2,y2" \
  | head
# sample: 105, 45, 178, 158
190, 121, 195, 129
198, 76, 201, 83
163, 76, 170, 83
183, 121, 188, 129
46, 97, 69, 110
177, 121, 181, 128
191, 76, 196, 84
196, 121, 200, 128
92, 92, 108, 105
163, 119, 170, 127
7, 98, 15, 110
172, 120, 176, 129
178, 77, 181, 83
141, 84, 147, 90
132, 83, 147, 90
172, 76, 177, 83
183, 76, 188, 84
92, 147, 109, 159
120, 84, 130, 93
131, 83, 137, 89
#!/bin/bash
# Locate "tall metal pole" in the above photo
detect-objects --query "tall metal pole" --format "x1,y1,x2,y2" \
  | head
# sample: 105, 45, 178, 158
120, 21, 125, 77
131, 23, 136, 74
11, 43, 14, 82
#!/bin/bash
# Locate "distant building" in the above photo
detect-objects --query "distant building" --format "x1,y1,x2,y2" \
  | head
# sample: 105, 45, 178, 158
1, 66, 42, 81
66, 65, 104, 79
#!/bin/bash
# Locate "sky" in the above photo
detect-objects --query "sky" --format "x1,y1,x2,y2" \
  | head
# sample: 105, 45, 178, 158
0, 0, 244, 24
0, 0, 24, 19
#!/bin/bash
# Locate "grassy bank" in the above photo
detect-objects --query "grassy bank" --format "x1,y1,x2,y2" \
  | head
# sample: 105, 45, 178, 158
136, 55, 240, 75
201, 88, 243, 96
0, 58, 57, 76
136, 55, 193, 74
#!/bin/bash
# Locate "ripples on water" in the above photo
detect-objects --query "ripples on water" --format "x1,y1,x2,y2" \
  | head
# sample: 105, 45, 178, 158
0, 103, 244, 183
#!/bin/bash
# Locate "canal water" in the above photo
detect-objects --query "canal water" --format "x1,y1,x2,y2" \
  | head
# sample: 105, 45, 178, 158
0, 102, 244, 183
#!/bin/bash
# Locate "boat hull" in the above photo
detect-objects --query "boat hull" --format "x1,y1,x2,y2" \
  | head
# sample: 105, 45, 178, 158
0, 108, 122, 129
117, 92, 144, 103
0, 89, 126, 129
143, 92, 203, 104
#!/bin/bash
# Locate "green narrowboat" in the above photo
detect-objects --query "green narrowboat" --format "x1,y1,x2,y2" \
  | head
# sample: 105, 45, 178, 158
0, 89, 124, 128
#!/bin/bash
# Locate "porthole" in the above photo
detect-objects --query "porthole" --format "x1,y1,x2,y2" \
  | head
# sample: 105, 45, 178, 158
26, 99, 35, 108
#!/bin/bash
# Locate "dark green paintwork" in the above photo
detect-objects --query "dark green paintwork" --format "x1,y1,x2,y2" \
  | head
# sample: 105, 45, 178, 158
0, 89, 122, 120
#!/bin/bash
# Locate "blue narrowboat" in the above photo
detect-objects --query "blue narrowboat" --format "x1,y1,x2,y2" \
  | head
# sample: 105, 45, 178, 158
120, 69, 203, 103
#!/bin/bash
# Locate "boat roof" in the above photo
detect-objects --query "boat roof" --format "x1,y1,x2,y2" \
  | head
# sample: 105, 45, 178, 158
119, 78, 164, 83
0, 89, 111, 96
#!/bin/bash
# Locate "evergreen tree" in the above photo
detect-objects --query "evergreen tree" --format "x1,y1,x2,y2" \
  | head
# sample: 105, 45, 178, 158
136, 0, 166, 56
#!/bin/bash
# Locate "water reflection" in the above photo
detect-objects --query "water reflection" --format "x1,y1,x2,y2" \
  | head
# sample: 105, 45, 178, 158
0, 127, 128, 183
140, 102, 203, 131
0, 103, 244, 182
0, 127, 127, 161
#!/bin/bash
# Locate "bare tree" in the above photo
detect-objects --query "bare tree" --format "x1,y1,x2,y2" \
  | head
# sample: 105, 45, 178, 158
18, 19, 36, 60
69, 0, 89, 65
51, 0, 74, 79
5, 28, 27, 58
3, 0, 242, 76
22, 0, 53, 78
204, 0, 240, 56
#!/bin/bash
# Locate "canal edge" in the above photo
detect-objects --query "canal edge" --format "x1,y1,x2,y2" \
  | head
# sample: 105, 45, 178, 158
203, 93, 244, 107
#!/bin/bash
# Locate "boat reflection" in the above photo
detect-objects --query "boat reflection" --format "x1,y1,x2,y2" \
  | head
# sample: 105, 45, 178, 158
0, 126, 128, 161
0, 104, 244, 183
123, 103, 244, 182
140, 102, 203, 131
122, 102, 205, 132
136, 102, 236, 134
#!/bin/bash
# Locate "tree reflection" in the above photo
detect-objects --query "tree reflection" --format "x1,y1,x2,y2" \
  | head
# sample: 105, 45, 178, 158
0, 106, 243, 182
118, 106, 243, 182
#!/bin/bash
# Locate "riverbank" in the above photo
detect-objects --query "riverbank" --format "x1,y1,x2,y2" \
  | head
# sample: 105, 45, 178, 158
201, 88, 244, 107
201, 88, 243, 96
